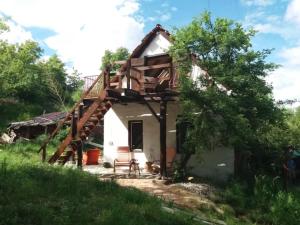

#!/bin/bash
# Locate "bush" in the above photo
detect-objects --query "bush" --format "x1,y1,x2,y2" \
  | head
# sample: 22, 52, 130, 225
253, 175, 281, 209
223, 176, 300, 225
223, 181, 249, 214
50, 127, 69, 146
270, 191, 300, 225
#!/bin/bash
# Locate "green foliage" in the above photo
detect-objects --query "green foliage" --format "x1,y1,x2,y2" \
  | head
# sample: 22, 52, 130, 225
286, 107, 300, 148
0, 21, 83, 130
222, 178, 300, 225
169, 12, 284, 177
269, 191, 300, 225
50, 127, 70, 146
100, 47, 130, 72
0, 145, 195, 225
223, 181, 249, 212
0, 19, 9, 34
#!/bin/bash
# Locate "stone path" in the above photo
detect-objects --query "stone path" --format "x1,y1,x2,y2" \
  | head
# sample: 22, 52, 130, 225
83, 165, 224, 216
115, 179, 219, 211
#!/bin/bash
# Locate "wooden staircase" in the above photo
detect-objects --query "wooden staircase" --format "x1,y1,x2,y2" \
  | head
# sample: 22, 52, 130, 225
48, 98, 111, 164
39, 70, 112, 165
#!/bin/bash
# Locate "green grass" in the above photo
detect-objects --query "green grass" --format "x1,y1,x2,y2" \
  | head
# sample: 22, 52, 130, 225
0, 142, 197, 225
206, 177, 300, 225
3, 141, 299, 225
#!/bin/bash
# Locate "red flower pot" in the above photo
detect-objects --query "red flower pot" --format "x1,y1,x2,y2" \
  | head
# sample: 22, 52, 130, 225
86, 148, 100, 165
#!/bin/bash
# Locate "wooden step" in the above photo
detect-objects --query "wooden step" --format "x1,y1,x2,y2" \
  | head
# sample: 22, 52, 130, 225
88, 119, 99, 125
84, 123, 95, 130
48, 96, 106, 164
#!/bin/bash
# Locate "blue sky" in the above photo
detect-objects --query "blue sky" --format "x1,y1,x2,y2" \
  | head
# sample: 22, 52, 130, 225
0, 0, 300, 104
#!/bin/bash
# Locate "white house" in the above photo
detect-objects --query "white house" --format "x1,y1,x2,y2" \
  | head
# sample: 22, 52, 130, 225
101, 25, 234, 181
47, 24, 233, 181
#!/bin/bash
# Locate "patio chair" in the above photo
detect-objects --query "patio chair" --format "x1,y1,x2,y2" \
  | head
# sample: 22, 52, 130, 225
114, 146, 140, 175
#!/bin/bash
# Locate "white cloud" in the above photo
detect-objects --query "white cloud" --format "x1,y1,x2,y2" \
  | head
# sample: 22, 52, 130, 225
160, 13, 171, 22
0, 0, 145, 75
241, 0, 276, 6
171, 7, 178, 12
267, 66, 300, 103
147, 17, 156, 22
280, 45, 300, 66
266, 45, 300, 104
242, 0, 300, 105
0, 19, 33, 44
285, 0, 300, 26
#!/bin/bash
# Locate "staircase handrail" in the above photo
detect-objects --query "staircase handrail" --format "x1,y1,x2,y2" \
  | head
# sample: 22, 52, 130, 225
38, 72, 105, 153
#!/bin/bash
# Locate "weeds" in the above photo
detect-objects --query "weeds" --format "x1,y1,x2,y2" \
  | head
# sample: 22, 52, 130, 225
222, 176, 300, 225
0, 143, 195, 225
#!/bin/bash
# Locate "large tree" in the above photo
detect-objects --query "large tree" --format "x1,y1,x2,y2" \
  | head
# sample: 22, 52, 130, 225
0, 20, 82, 129
169, 12, 284, 177
100, 47, 130, 72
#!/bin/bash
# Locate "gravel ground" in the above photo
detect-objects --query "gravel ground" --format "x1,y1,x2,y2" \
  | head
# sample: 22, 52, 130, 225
173, 182, 216, 197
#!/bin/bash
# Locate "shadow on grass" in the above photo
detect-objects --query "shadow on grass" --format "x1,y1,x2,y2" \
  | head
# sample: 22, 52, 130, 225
0, 161, 196, 225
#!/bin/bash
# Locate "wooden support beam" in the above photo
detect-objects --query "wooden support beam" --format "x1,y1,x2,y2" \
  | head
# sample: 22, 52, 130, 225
131, 58, 145, 66
127, 60, 131, 89
169, 62, 174, 89
71, 111, 77, 138
144, 100, 160, 123
160, 100, 167, 178
75, 140, 83, 169
79, 103, 84, 119
42, 145, 46, 162
105, 70, 110, 88
114, 60, 127, 65
124, 89, 141, 98
133, 63, 171, 71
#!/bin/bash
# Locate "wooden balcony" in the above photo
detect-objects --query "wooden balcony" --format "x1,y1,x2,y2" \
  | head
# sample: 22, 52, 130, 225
83, 54, 179, 99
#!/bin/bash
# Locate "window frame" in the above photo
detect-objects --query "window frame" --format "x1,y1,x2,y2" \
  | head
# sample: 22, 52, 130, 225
128, 120, 143, 152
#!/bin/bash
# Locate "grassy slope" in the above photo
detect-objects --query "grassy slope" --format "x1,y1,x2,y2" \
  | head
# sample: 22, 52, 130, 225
2, 142, 299, 225
0, 143, 196, 225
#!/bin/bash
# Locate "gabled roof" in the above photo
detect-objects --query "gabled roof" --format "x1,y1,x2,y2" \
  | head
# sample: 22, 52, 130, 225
121, 24, 171, 72
130, 24, 170, 58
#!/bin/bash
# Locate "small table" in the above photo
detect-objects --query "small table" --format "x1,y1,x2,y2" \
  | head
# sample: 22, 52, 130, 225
129, 159, 141, 175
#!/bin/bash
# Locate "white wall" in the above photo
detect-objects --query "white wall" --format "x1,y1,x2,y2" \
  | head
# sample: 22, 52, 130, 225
188, 147, 234, 182
140, 33, 171, 57
103, 101, 234, 180
103, 102, 180, 168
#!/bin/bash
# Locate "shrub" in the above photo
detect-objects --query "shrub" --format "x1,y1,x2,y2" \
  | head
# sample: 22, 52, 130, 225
50, 127, 69, 146
253, 175, 281, 209
270, 191, 300, 225
223, 181, 249, 214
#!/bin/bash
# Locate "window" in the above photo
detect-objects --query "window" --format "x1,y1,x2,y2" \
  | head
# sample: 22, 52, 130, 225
128, 120, 143, 152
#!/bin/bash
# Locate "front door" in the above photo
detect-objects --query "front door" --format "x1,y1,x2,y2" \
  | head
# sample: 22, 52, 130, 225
128, 120, 143, 151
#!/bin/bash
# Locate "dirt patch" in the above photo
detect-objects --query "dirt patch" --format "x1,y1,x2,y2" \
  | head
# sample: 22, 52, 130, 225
115, 179, 222, 212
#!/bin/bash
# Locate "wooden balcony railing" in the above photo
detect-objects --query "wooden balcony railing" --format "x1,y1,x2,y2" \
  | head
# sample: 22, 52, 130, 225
83, 75, 105, 98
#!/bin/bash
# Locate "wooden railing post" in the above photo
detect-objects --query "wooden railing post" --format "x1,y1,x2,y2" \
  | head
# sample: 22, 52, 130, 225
127, 60, 131, 89
169, 62, 173, 89
76, 140, 83, 169
160, 99, 167, 178
71, 111, 77, 138
41, 147, 46, 162
79, 103, 84, 119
